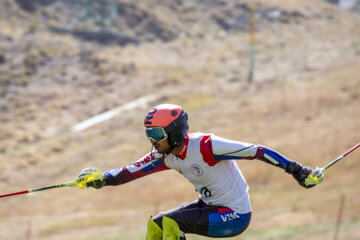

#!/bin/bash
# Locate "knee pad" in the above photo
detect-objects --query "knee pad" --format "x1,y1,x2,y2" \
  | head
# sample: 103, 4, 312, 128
146, 216, 163, 240
162, 216, 180, 240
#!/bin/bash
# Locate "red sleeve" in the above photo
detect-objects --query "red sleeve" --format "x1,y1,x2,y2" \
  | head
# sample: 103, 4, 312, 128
200, 135, 219, 166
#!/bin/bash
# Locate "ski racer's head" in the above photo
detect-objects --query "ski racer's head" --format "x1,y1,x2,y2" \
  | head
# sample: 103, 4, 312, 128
144, 104, 189, 153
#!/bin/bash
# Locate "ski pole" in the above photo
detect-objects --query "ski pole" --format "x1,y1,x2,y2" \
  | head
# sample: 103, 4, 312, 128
0, 171, 103, 199
322, 142, 360, 172
305, 142, 360, 186
0, 181, 78, 198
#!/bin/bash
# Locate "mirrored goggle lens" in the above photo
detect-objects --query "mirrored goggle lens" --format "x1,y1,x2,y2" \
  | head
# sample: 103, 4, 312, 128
145, 127, 168, 142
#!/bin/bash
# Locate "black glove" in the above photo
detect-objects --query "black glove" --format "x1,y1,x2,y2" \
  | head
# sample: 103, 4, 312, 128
285, 161, 315, 188
86, 179, 106, 189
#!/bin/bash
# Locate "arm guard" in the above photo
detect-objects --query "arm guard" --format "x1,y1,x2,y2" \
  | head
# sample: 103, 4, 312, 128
204, 135, 314, 188
210, 135, 291, 168
104, 151, 170, 186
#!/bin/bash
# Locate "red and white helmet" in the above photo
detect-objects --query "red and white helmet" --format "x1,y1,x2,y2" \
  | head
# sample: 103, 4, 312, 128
144, 104, 189, 147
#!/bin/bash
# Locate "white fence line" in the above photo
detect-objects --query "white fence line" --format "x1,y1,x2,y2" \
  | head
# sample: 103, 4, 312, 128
71, 94, 158, 132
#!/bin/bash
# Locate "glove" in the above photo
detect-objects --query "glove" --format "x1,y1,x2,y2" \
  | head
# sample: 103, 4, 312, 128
77, 168, 106, 189
285, 161, 315, 188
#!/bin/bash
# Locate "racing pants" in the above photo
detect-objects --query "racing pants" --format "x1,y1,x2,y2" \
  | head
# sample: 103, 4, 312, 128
152, 199, 251, 238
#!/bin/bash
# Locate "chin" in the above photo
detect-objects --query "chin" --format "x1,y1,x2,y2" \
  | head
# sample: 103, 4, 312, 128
157, 149, 166, 154
157, 148, 169, 154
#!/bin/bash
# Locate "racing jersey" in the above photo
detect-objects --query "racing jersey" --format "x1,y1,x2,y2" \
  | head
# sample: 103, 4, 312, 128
104, 133, 291, 213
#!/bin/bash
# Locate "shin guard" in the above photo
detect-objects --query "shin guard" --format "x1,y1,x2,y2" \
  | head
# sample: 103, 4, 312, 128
146, 216, 163, 240
162, 216, 181, 240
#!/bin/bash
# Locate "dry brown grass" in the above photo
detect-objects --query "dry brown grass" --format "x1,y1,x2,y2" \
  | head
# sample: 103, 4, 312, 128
0, 1, 360, 240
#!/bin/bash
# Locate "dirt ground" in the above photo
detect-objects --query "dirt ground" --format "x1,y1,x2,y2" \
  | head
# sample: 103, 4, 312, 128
0, 1, 360, 239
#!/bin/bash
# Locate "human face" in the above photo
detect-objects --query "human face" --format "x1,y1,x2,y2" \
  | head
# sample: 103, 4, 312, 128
150, 138, 171, 154
146, 127, 171, 153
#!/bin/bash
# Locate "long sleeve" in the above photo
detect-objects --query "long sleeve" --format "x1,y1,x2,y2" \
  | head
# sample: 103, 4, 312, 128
104, 151, 170, 186
210, 135, 291, 168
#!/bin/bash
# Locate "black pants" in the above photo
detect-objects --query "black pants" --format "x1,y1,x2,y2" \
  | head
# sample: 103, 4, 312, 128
153, 199, 251, 238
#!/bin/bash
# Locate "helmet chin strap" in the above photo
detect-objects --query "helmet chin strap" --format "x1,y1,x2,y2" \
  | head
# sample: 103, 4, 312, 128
165, 145, 174, 155
166, 137, 182, 155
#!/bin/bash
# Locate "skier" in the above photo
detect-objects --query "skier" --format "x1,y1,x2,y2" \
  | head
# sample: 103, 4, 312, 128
78, 104, 319, 239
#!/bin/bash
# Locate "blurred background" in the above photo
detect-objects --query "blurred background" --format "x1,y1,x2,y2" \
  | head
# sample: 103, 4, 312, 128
0, 0, 359, 239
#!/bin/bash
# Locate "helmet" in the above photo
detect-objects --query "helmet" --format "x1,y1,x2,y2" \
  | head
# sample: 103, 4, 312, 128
144, 104, 189, 147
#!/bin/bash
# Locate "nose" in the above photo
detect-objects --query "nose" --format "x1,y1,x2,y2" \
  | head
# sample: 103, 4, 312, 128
150, 139, 159, 146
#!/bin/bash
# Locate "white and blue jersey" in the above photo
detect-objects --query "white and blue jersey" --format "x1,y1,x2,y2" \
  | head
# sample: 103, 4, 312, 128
104, 132, 292, 237
105, 132, 291, 212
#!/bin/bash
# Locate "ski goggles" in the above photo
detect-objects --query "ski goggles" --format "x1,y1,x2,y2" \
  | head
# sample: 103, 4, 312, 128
145, 127, 168, 142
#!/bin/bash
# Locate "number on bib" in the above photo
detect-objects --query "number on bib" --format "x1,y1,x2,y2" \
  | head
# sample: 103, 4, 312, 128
200, 187, 212, 198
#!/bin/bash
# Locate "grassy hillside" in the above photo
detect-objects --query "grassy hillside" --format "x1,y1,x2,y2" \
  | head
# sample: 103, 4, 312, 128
0, 0, 359, 239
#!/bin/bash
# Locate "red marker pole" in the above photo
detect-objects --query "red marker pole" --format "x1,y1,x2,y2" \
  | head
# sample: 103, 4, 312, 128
0, 181, 77, 199
0, 190, 29, 198
322, 143, 360, 172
